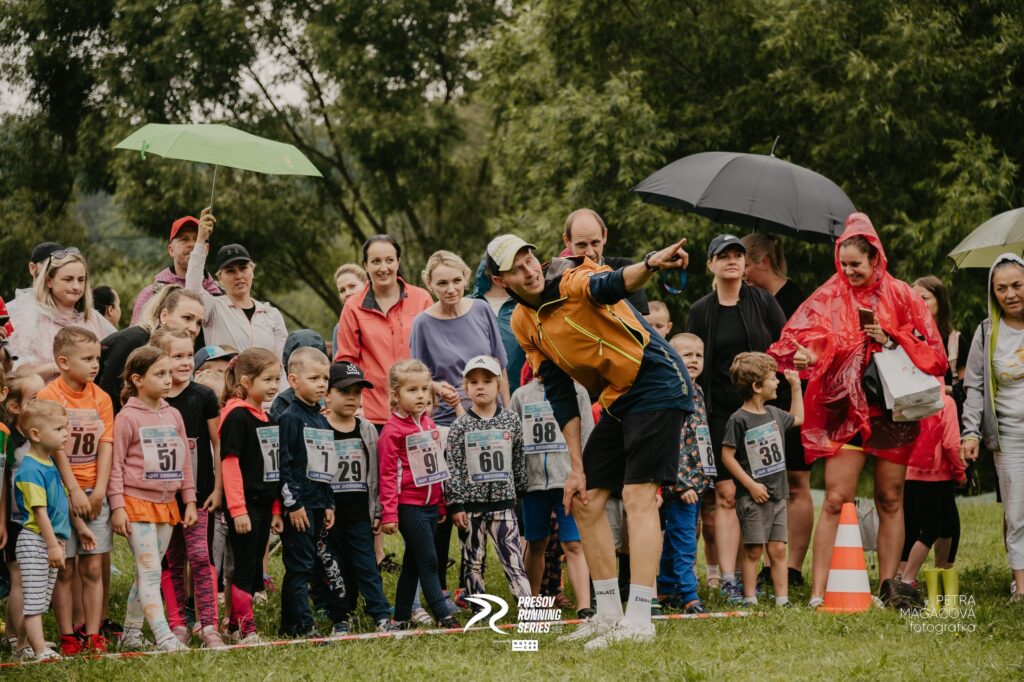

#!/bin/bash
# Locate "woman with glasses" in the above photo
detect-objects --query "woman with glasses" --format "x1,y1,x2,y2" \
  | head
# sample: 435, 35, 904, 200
8, 248, 116, 378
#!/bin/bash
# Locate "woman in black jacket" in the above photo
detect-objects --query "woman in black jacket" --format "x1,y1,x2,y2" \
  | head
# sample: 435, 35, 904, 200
687, 234, 787, 602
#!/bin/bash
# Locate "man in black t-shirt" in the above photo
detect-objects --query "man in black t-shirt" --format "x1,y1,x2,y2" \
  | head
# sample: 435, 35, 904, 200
562, 208, 650, 316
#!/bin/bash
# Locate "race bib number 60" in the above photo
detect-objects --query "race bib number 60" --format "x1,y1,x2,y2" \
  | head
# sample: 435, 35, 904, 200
744, 420, 786, 479
139, 425, 184, 481
465, 429, 512, 483
406, 429, 449, 486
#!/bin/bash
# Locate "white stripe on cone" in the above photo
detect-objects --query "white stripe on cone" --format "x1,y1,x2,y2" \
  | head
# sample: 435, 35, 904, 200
834, 524, 863, 548
825, 568, 871, 594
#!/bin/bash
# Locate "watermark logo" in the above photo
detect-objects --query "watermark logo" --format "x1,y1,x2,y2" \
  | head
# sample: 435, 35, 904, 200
901, 594, 977, 634
464, 594, 510, 635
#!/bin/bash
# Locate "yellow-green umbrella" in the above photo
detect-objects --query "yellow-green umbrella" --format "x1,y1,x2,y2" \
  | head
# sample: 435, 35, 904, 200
115, 123, 322, 207
948, 207, 1024, 269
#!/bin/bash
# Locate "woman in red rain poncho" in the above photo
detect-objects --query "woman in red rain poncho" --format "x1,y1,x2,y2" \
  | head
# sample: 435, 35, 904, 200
768, 213, 947, 608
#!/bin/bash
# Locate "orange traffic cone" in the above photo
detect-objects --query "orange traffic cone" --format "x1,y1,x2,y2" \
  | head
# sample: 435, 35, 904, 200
820, 502, 872, 613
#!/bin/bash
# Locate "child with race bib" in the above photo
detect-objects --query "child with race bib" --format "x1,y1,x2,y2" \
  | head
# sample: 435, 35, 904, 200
658, 333, 714, 614
324, 361, 398, 633
509, 369, 594, 615
36, 327, 114, 655
149, 328, 224, 648
720, 352, 803, 606
218, 347, 282, 644
108, 346, 197, 651
446, 356, 530, 600
278, 347, 348, 637
378, 359, 459, 629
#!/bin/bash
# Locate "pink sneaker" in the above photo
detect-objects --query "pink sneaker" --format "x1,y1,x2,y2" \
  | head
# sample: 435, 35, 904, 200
201, 626, 226, 649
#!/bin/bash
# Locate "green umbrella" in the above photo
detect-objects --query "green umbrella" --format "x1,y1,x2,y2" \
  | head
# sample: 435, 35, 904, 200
948, 207, 1024, 269
115, 123, 322, 207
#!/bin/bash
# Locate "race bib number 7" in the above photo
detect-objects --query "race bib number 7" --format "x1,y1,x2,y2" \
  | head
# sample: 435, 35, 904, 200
67, 408, 104, 465
304, 427, 337, 483
406, 429, 449, 486
257, 426, 280, 482
465, 429, 512, 483
744, 420, 786, 479
139, 425, 184, 481
522, 402, 566, 454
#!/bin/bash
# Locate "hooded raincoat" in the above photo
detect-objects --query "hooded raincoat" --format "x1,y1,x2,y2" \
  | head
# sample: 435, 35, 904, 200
768, 213, 946, 463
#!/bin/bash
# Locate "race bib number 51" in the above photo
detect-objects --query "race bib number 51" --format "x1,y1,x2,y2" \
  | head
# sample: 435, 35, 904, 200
406, 429, 449, 486
465, 429, 512, 483
139, 425, 184, 481
744, 420, 785, 479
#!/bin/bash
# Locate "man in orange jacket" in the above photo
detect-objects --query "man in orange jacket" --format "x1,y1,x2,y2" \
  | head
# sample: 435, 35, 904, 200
486, 230, 694, 649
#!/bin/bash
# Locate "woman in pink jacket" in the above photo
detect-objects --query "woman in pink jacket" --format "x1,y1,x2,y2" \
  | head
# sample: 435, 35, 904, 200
108, 346, 197, 652
335, 235, 433, 427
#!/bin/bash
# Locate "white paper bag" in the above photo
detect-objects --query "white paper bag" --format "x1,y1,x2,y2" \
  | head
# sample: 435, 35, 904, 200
872, 346, 942, 421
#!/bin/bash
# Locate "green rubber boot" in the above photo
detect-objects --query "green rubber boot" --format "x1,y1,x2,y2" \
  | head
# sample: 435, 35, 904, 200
922, 568, 940, 614
939, 568, 959, 617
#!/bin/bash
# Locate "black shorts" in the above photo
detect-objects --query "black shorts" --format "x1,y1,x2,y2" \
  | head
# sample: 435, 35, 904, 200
584, 409, 686, 492
785, 425, 811, 472
708, 413, 733, 483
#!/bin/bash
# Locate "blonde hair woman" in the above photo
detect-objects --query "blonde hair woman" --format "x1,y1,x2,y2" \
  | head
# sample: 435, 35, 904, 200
8, 248, 115, 378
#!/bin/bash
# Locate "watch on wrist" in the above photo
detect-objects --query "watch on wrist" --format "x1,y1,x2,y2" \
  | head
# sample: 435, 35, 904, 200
643, 250, 659, 272
884, 337, 898, 350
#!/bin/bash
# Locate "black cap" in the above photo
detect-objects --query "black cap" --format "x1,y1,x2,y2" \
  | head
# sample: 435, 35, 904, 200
215, 243, 253, 271
31, 242, 63, 264
707, 234, 746, 260
329, 362, 374, 391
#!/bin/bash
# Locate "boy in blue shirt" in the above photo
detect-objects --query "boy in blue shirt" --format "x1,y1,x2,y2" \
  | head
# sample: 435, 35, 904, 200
14, 400, 94, 661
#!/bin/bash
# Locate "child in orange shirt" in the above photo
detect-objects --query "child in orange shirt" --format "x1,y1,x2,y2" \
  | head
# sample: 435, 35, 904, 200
37, 326, 114, 654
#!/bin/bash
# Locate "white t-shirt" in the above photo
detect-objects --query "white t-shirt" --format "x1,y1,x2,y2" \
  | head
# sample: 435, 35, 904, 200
994, 322, 1024, 451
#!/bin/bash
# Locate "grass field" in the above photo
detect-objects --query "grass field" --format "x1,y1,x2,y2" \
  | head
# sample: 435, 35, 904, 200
3, 494, 1022, 681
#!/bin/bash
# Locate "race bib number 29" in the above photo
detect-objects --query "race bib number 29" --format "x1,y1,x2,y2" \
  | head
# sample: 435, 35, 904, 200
139, 425, 184, 481
406, 429, 449, 486
333, 439, 368, 493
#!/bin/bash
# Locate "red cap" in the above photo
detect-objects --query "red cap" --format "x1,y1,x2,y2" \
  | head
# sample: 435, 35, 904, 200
169, 216, 199, 242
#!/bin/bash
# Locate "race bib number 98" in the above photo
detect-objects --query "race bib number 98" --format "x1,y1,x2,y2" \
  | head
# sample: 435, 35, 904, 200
333, 439, 368, 493
744, 420, 786, 479
139, 425, 184, 481
465, 429, 512, 483
695, 424, 717, 477
523, 402, 566, 454
257, 426, 280, 482
67, 408, 104, 465
304, 427, 337, 483
406, 429, 449, 486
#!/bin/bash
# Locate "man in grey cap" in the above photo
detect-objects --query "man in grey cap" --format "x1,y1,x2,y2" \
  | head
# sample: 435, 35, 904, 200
486, 232, 693, 648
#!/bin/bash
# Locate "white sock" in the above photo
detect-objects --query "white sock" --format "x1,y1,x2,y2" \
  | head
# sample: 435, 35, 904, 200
706, 564, 720, 580
775, 596, 790, 606
742, 596, 758, 605
593, 579, 624, 622
722, 571, 736, 584
624, 584, 654, 627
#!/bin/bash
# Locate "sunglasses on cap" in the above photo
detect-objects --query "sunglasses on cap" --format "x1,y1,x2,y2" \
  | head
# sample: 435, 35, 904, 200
45, 247, 82, 266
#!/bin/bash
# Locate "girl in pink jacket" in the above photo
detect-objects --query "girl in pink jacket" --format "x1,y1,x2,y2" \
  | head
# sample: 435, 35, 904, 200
109, 346, 197, 652
378, 359, 457, 629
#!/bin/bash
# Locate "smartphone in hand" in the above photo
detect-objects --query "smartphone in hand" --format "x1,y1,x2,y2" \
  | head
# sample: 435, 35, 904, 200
857, 307, 875, 329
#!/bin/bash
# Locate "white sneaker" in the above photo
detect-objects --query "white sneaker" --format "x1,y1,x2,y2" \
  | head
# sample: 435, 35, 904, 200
583, 620, 656, 650
119, 629, 150, 651
558, 616, 617, 642
13, 645, 36, 661
34, 647, 63, 661
239, 632, 265, 646
156, 636, 190, 652
411, 608, 434, 626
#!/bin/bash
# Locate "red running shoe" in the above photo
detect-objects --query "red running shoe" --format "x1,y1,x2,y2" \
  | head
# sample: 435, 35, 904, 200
59, 633, 83, 656
86, 634, 109, 653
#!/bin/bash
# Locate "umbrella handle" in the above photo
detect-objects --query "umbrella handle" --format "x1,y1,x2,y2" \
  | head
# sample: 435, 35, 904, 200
209, 165, 218, 211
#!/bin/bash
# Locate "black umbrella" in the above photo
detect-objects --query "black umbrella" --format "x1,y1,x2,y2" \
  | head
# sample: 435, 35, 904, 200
631, 151, 856, 242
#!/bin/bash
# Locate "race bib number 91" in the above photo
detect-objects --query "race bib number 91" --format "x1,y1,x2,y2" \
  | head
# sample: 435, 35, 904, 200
67, 408, 104, 465
257, 426, 280, 482
465, 429, 512, 483
333, 439, 368, 493
522, 402, 566, 454
406, 429, 449, 486
744, 420, 785, 479
139, 425, 184, 481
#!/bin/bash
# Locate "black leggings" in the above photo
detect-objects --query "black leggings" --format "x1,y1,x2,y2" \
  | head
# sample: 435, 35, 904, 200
901, 480, 960, 562
395, 504, 451, 621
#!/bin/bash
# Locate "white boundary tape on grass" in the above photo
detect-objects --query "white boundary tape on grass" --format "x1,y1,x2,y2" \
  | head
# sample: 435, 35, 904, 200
0, 611, 754, 668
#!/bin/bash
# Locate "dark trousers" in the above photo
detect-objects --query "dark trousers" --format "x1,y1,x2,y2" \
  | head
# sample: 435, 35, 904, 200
227, 503, 272, 598
435, 516, 454, 592
395, 504, 451, 621
280, 507, 346, 634
331, 517, 391, 622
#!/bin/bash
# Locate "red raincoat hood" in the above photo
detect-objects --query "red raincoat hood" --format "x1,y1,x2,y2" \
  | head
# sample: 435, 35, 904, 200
768, 212, 947, 461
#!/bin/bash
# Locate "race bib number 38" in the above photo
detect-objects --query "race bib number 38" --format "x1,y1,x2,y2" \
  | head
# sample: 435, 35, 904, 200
139, 425, 184, 481
333, 439, 368, 493
465, 429, 512, 483
304, 427, 337, 483
257, 426, 280, 482
523, 402, 566, 454
406, 429, 449, 486
744, 420, 786, 479
67, 408, 104, 465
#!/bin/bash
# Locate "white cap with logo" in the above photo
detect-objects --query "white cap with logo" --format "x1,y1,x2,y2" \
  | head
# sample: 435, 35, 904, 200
462, 355, 502, 378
